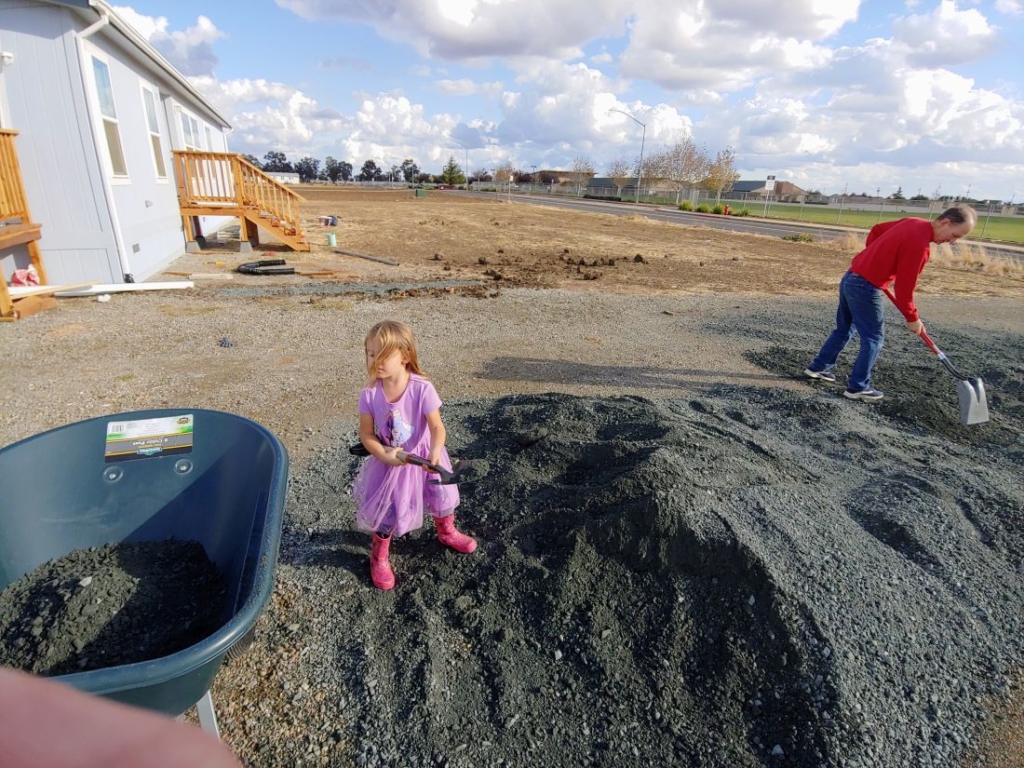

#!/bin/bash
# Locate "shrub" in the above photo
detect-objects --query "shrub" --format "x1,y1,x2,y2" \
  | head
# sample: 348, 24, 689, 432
782, 233, 815, 243
696, 204, 711, 213
711, 204, 724, 215
734, 208, 751, 217
679, 200, 694, 212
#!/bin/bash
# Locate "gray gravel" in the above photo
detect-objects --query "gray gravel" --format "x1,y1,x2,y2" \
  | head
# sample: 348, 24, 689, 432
2, 285, 1023, 767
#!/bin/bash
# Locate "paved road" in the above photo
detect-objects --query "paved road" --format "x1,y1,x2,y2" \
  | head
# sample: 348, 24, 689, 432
459, 191, 1024, 261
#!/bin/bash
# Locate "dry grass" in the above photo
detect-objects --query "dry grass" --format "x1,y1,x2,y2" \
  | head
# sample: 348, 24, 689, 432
932, 241, 1024, 279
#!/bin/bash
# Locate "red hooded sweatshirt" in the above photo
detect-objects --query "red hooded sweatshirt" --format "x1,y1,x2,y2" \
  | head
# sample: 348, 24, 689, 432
850, 217, 934, 322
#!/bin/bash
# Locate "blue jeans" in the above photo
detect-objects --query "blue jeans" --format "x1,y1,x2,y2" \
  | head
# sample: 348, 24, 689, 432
809, 271, 885, 392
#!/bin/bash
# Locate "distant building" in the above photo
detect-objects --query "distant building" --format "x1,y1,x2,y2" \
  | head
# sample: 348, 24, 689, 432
726, 180, 808, 203
265, 172, 301, 185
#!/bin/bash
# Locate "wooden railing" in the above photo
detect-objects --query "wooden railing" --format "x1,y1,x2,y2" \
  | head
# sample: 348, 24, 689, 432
172, 150, 305, 230
0, 129, 32, 221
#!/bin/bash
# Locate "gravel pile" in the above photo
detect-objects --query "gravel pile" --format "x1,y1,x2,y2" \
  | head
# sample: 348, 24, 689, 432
2, 286, 1023, 767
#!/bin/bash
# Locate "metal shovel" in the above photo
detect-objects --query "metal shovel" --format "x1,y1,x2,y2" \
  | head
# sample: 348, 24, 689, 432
883, 288, 989, 426
917, 330, 989, 425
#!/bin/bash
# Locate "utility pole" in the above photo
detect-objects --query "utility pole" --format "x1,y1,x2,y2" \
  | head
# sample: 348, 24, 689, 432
609, 108, 646, 204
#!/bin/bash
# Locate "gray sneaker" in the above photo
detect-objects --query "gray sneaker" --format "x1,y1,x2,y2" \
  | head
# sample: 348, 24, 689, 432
804, 367, 836, 383
843, 388, 884, 401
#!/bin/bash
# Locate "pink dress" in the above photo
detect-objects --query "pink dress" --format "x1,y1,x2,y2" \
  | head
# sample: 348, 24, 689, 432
352, 375, 460, 536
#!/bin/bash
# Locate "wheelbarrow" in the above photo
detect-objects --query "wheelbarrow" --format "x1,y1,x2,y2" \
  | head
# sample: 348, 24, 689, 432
0, 409, 289, 734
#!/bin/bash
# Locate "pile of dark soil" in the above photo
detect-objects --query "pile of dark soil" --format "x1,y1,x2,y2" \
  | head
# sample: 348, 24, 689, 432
0, 540, 227, 676
284, 378, 1024, 767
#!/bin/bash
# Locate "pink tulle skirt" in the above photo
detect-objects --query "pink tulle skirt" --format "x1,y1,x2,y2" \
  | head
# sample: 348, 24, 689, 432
352, 448, 460, 537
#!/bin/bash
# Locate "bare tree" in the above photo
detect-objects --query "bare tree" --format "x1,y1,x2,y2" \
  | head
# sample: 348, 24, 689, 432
606, 157, 632, 198
702, 147, 741, 203
493, 161, 516, 185
645, 137, 710, 204
568, 156, 595, 196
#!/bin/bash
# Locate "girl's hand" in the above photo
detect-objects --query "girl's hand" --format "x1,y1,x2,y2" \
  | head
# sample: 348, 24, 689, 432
382, 446, 408, 467
427, 448, 443, 469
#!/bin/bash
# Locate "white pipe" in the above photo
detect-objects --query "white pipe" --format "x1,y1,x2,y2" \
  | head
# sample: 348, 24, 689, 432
76, 2, 135, 282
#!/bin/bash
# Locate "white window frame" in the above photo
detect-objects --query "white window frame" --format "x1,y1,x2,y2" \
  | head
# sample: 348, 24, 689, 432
204, 125, 213, 152
85, 45, 129, 182
178, 107, 202, 151
139, 82, 168, 181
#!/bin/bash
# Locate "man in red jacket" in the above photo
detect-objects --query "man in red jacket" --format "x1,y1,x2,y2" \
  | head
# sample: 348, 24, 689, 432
804, 204, 976, 400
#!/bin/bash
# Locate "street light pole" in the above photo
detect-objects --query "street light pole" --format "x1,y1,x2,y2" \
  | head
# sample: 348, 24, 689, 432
610, 108, 646, 204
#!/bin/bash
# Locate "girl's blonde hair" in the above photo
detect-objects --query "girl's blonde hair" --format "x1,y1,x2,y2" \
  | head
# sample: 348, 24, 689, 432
364, 320, 428, 381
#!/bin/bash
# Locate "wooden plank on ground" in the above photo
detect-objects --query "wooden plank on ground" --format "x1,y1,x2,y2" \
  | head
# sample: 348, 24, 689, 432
7, 282, 98, 299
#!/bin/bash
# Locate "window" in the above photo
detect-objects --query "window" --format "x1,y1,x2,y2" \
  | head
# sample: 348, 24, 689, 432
141, 86, 167, 179
91, 56, 127, 176
180, 110, 201, 150
204, 125, 213, 152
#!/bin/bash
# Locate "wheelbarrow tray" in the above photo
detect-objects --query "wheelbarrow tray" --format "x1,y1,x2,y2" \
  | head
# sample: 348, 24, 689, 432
0, 409, 288, 716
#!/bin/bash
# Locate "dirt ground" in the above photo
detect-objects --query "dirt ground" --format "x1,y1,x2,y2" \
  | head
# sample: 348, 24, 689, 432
175, 186, 1024, 302
3, 186, 1024, 767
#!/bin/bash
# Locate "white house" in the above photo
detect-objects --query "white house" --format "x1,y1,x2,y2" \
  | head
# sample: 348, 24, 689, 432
0, 0, 238, 286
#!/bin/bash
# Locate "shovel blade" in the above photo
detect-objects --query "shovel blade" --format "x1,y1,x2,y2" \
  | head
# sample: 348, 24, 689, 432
957, 378, 989, 426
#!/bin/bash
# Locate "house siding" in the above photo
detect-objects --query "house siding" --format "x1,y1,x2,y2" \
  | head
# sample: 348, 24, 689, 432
1, 0, 233, 285
0, 2, 120, 283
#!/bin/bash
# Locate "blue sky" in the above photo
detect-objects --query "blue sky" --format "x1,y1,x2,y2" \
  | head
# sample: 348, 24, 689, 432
116, 0, 1024, 201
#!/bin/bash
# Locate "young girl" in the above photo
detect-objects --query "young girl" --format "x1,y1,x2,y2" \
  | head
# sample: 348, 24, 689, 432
353, 320, 476, 590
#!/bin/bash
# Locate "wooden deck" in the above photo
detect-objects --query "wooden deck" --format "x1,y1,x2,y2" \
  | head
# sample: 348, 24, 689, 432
1, 129, 50, 321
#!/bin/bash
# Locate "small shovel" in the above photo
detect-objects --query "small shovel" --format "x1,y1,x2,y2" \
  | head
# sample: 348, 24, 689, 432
349, 443, 481, 484
399, 452, 481, 485
882, 289, 988, 425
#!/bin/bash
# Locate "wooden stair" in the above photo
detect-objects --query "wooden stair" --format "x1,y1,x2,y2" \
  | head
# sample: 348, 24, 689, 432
1, 129, 53, 321
173, 151, 310, 252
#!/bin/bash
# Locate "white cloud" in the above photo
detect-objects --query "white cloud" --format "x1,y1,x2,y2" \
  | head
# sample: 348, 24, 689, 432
619, 0, 850, 93
434, 78, 503, 96
274, 0, 631, 60
995, 0, 1022, 15
113, 6, 225, 76
892, 0, 1000, 67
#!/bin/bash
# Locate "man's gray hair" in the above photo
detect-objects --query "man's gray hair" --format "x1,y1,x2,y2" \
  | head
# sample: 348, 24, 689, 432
938, 204, 977, 227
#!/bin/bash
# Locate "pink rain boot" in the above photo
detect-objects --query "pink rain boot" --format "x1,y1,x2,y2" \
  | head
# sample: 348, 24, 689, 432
370, 532, 395, 590
433, 513, 477, 554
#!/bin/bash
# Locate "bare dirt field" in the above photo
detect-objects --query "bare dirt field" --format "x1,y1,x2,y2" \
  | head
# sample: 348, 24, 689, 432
3, 186, 1024, 768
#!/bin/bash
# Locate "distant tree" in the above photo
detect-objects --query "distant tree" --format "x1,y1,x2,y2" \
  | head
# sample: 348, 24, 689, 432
470, 168, 491, 182
294, 156, 320, 183
339, 160, 353, 182
910, 193, 930, 201
357, 159, 383, 182
889, 186, 906, 201
415, 172, 432, 184
241, 153, 262, 169
493, 160, 516, 186
262, 151, 292, 173
606, 157, 633, 196
399, 158, 420, 183
702, 147, 741, 202
439, 155, 466, 185
323, 156, 343, 184
646, 137, 710, 204
568, 156, 595, 196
